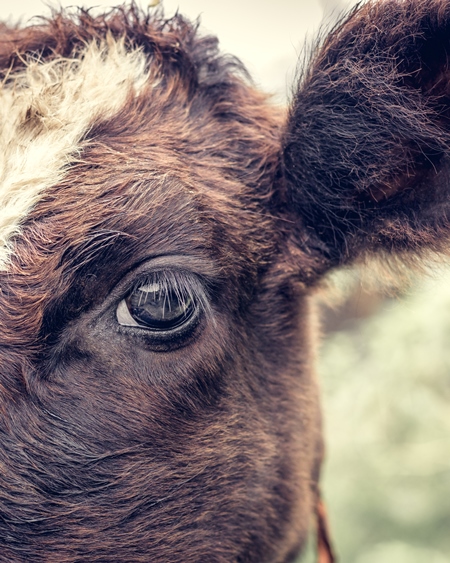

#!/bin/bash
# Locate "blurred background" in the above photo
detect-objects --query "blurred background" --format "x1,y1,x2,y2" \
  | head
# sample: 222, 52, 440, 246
4, 0, 450, 561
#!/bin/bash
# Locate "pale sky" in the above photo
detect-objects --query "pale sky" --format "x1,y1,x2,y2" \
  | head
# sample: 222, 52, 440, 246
2, 0, 359, 102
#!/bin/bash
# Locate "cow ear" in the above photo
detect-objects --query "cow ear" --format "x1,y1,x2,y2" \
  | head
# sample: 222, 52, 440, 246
283, 0, 450, 277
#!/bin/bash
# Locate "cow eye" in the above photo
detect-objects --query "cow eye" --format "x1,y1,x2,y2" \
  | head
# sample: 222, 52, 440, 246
116, 273, 198, 332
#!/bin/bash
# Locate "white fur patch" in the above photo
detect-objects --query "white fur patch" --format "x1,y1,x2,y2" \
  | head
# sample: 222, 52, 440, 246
0, 37, 149, 270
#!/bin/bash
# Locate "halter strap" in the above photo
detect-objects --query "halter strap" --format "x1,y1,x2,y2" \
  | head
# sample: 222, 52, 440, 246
316, 494, 336, 563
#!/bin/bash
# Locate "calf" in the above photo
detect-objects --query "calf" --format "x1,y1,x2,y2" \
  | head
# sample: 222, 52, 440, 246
0, 1, 449, 561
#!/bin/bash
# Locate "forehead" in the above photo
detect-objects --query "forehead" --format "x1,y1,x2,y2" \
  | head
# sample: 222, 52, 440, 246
0, 38, 149, 270
0, 8, 283, 346
0, 8, 282, 273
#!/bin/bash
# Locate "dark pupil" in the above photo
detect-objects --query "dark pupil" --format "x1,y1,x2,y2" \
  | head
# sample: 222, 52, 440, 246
125, 283, 193, 330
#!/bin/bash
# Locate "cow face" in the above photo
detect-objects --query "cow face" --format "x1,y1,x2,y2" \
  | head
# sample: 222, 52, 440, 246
0, 9, 322, 562
1, 1, 450, 561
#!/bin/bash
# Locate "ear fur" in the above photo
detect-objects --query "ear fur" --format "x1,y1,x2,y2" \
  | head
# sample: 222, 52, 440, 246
283, 0, 450, 274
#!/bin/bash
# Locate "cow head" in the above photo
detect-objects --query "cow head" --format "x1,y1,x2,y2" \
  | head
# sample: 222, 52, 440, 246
0, 2, 449, 561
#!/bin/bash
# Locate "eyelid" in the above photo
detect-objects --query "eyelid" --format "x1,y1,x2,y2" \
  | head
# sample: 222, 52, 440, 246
128, 256, 220, 281
105, 255, 220, 308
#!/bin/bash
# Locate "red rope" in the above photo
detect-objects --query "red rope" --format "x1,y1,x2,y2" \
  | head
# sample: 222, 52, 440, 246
317, 496, 336, 563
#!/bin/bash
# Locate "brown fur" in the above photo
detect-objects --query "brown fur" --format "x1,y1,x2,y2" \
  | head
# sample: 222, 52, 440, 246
0, 1, 450, 561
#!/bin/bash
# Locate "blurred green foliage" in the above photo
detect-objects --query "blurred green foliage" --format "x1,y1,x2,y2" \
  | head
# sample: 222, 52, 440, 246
299, 272, 450, 562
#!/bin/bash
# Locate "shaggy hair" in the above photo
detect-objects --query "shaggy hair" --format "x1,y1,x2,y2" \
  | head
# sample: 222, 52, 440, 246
0, 1, 449, 562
